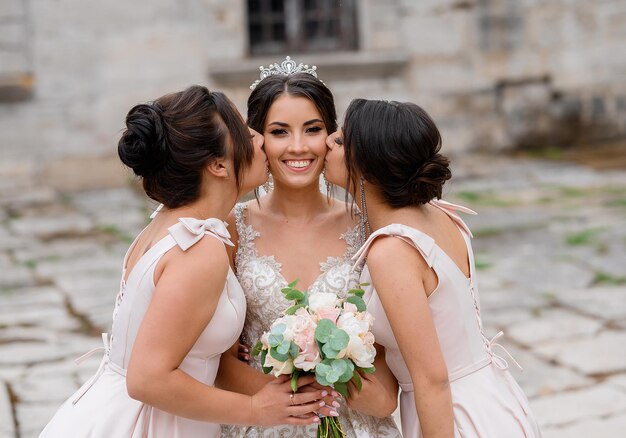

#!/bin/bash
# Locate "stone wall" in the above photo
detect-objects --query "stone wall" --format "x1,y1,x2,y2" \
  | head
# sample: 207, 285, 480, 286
1, 0, 625, 191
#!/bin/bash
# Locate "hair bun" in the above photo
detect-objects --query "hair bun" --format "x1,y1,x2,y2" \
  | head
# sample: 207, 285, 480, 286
118, 103, 169, 177
407, 153, 452, 204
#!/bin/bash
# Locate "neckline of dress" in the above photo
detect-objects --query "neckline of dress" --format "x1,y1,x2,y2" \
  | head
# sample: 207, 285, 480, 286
237, 204, 360, 292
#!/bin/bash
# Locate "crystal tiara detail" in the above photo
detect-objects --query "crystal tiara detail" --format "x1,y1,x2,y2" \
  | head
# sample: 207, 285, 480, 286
249, 55, 321, 90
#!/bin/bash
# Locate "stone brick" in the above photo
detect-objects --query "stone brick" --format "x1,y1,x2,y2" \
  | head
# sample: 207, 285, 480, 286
534, 330, 626, 376
530, 385, 626, 429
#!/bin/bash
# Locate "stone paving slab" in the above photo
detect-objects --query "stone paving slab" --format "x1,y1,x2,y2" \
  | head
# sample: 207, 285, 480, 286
552, 287, 626, 322
534, 330, 626, 376
506, 308, 603, 346
542, 413, 626, 438
0, 382, 16, 437
529, 384, 626, 429
505, 345, 594, 398
9, 214, 94, 239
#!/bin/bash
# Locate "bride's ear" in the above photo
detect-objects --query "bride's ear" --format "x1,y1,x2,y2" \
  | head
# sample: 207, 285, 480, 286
206, 157, 231, 179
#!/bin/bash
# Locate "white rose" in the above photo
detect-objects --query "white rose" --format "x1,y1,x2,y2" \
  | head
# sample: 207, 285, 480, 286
343, 334, 376, 368
336, 313, 376, 368
264, 353, 294, 377
308, 292, 339, 314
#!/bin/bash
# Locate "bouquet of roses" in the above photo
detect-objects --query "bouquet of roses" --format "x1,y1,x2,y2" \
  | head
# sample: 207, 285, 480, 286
251, 280, 376, 437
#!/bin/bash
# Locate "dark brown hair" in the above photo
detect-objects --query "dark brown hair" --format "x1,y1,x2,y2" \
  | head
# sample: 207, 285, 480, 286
247, 73, 337, 134
343, 99, 451, 207
118, 85, 253, 208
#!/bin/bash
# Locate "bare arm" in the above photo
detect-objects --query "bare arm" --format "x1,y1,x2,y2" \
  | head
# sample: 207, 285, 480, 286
215, 343, 274, 395
367, 237, 454, 437
126, 237, 323, 426
345, 344, 399, 417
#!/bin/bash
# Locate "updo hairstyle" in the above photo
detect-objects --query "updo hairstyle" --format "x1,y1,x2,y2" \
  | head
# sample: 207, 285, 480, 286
343, 99, 451, 207
118, 85, 253, 208
247, 73, 337, 134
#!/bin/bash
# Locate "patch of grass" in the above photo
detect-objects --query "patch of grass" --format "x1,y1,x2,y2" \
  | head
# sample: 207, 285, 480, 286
527, 146, 564, 160
473, 227, 504, 238
543, 291, 557, 302
593, 271, 626, 285
531, 307, 542, 317
606, 198, 626, 208
22, 259, 37, 269
559, 187, 586, 198
98, 224, 134, 244
455, 191, 516, 207
565, 228, 603, 246
474, 259, 492, 271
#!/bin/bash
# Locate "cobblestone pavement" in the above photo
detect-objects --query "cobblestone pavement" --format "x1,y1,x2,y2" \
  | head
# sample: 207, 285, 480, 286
1, 154, 625, 437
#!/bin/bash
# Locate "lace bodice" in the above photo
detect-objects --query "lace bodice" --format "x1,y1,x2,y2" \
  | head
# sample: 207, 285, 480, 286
233, 203, 364, 349
222, 203, 401, 438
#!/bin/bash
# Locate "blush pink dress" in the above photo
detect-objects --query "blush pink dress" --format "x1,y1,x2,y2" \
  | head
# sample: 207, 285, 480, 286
40, 216, 246, 438
353, 200, 541, 438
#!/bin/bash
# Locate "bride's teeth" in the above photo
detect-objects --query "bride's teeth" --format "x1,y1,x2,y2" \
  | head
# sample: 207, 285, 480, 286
286, 160, 311, 168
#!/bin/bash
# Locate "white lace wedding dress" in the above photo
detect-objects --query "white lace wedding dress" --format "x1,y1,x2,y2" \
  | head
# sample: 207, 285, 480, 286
221, 203, 401, 438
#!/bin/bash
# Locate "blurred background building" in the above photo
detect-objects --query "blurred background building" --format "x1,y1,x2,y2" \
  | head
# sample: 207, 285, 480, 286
2, 0, 626, 191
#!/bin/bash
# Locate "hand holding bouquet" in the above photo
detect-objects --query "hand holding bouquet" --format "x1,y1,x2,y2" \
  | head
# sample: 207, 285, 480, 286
251, 280, 376, 437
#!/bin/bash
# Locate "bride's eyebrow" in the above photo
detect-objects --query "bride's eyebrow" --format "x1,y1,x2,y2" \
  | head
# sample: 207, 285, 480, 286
267, 121, 289, 127
303, 119, 324, 126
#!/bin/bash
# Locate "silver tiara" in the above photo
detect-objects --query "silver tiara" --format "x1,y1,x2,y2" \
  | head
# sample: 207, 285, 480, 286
249, 56, 321, 90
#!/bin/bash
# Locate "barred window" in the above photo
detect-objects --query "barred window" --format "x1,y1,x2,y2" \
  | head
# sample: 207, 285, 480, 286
247, 0, 358, 56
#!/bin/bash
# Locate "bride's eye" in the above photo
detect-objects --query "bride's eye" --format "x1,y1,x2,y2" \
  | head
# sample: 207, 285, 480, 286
269, 128, 287, 136
334, 136, 343, 146
306, 126, 323, 134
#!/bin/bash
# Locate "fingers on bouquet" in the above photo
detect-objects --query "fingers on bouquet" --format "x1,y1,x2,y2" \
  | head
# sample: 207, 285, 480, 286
251, 280, 376, 437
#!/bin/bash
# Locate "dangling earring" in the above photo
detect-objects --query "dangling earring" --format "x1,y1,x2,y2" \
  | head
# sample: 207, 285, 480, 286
322, 169, 333, 201
262, 168, 274, 194
359, 177, 372, 238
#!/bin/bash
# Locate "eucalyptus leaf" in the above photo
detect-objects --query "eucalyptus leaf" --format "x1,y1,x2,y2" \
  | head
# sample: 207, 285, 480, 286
288, 279, 299, 288
360, 366, 376, 374
329, 329, 349, 350
268, 333, 283, 348
285, 290, 306, 301
277, 339, 291, 355
337, 360, 355, 383
270, 346, 289, 362
285, 304, 305, 315
260, 350, 272, 374
315, 319, 335, 343
291, 368, 300, 393
289, 341, 300, 359
271, 323, 287, 334
322, 343, 339, 359
251, 341, 263, 357
348, 288, 365, 297
333, 381, 349, 398
346, 296, 366, 312
351, 370, 362, 391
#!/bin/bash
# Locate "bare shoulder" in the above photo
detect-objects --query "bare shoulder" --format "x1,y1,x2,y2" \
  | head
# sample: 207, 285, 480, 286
367, 235, 428, 273
327, 198, 356, 228
162, 235, 230, 286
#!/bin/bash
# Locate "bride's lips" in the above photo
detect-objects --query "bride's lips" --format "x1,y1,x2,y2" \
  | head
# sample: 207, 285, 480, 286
282, 159, 315, 173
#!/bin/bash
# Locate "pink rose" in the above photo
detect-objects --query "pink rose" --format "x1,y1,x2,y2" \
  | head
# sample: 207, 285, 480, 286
316, 306, 341, 323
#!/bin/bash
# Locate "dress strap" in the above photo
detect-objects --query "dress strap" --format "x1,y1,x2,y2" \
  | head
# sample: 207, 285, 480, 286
168, 217, 234, 251
352, 223, 437, 270
429, 199, 476, 238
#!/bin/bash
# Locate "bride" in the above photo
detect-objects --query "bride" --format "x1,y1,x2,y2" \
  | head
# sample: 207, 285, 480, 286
217, 59, 402, 437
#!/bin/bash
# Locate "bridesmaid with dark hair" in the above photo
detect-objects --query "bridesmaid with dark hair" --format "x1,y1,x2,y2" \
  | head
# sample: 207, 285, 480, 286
40, 85, 328, 437
324, 99, 541, 438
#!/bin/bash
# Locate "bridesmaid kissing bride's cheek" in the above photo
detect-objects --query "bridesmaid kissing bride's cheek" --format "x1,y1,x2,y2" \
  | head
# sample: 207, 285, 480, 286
324, 99, 541, 438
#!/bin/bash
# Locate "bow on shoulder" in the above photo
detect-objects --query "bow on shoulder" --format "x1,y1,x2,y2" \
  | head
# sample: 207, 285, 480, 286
169, 217, 235, 251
